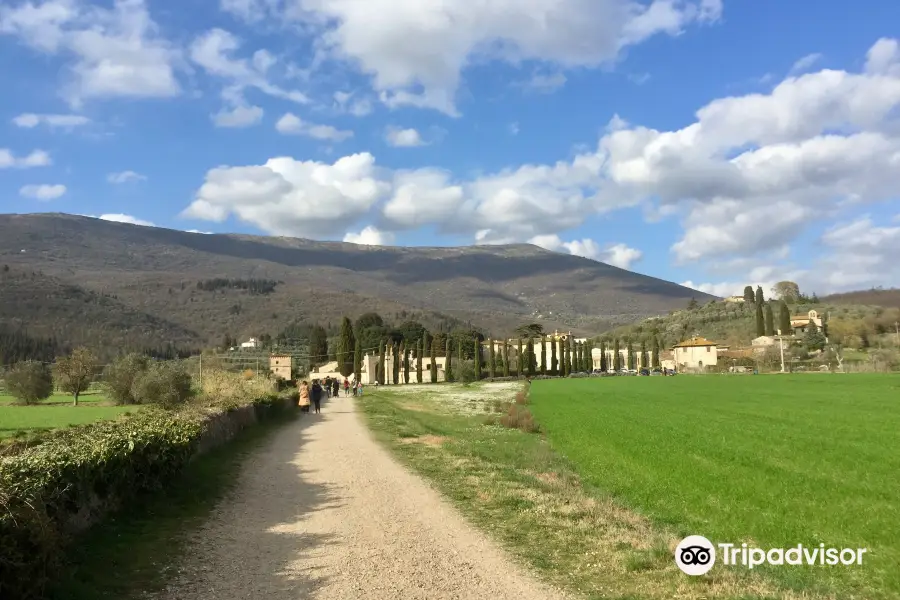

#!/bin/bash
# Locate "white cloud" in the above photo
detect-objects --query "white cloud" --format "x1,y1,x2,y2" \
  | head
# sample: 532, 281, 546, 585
333, 91, 373, 117
789, 52, 822, 74
190, 28, 308, 117
98, 213, 155, 226
186, 229, 213, 234
0, 148, 51, 168
266, 0, 720, 114
343, 225, 395, 246
12, 112, 90, 128
384, 126, 426, 147
20, 183, 66, 200
275, 112, 353, 141
529, 234, 643, 269
519, 71, 567, 94
213, 104, 264, 127
107, 170, 146, 183
183, 153, 390, 237
0, 0, 181, 106
509, 122, 520, 135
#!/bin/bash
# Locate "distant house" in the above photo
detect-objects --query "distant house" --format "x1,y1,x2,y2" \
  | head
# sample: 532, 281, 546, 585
269, 354, 293, 380
240, 337, 259, 349
790, 309, 824, 335
725, 295, 746, 303
751, 335, 776, 354
673, 336, 718, 370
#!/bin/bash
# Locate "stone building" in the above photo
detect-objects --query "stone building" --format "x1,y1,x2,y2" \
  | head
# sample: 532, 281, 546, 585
672, 336, 719, 369
268, 354, 293, 380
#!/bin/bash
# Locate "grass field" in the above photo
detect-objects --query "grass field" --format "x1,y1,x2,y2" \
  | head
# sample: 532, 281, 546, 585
0, 391, 140, 438
528, 374, 900, 599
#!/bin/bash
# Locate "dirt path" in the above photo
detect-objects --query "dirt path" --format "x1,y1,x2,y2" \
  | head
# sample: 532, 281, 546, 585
157, 394, 571, 600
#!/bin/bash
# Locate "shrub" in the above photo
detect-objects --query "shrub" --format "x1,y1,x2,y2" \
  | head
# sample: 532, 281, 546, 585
103, 353, 150, 405
242, 368, 256, 380
499, 403, 540, 433
131, 361, 194, 408
5, 361, 54, 405
456, 360, 476, 386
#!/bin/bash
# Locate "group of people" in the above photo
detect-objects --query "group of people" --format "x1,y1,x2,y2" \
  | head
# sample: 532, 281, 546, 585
297, 375, 364, 413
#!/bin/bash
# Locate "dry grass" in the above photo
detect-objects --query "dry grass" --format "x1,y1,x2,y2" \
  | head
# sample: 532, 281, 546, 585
197, 369, 277, 409
361, 382, 838, 600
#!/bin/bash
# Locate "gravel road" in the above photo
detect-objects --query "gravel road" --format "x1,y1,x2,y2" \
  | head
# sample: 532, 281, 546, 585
157, 394, 571, 600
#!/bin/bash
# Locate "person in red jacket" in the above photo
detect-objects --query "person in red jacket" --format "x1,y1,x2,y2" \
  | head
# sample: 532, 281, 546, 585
343, 378, 350, 396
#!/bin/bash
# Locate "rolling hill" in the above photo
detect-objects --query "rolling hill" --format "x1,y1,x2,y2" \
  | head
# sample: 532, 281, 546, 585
0, 213, 716, 353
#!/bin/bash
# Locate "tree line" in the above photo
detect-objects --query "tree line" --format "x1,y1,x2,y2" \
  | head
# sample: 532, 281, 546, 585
196, 278, 281, 295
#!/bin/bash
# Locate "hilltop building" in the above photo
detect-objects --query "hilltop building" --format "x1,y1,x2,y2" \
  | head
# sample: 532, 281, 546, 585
673, 336, 719, 369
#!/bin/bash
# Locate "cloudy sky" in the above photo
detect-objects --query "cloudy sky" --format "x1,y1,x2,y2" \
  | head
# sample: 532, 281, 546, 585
2, 0, 899, 297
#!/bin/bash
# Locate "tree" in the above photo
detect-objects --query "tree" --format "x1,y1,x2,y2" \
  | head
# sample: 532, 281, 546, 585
397, 320, 427, 344
600, 341, 608, 372
378, 341, 386, 384
687, 297, 699, 310
613, 339, 622, 370
473, 338, 481, 380
755, 302, 766, 337
354, 312, 384, 332
755, 285, 764, 304
778, 301, 793, 336
515, 323, 544, 338
640, 340, 648, 370
540, 336, 547, 375
354, 337, 363, 382
804, 321, 827, 352
445, 338, 453, 382
502, 342, 510, 377
403, 342, 410, 384
488, 338, 496, 378
131, 361, 193, 408
5, 360, 53, 405
550, 337, 558, 375
743, 285, 755, 303
336, 317, 355, 377
517, 339, 524, 376
764, 303, 776, 336
627, 342, 635, 370
430, 337, 438, 383
308, 325, 328, 368
393, 342, 400, 384
651, 337, 661, 368
104, 353, 150, 405
525, 339, 536, 376
771, 281, 801, 304
54, 347, 97, 405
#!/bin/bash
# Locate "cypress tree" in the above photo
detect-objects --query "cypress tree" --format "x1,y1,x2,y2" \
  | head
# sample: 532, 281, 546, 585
337, 316, 355, 377
627, 342, 635, 370
550, 337, 558, 375
430, 336, 437, 383
445, 338, 453, 382
354, 337, 362, 382
416, 338, 423, 383
778, 300, 793, 335
488, 338, 496, 378
764, 303, 775, 336
502, 342, 510, 377
651, 337, 661, 368
392, 342, 400, 384
540, 336, 547, 375
517, 339, 524, 377
581, 342, 588, 372
613, 338, 622, 370
561, 338, 568, 376
640, 340, 648, 370
755, 285, 764, 304
526, 339, 536, 376
473, 337, 481, 380
600, 341, 608, 372
378, 341, 385, 384
403, 344, 410, 384
755, 302, 765, 336
743, 285, 755, 303
457, 335, 463, 366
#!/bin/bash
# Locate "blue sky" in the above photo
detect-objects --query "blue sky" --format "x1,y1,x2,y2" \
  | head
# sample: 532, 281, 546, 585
2, 0, 900, 297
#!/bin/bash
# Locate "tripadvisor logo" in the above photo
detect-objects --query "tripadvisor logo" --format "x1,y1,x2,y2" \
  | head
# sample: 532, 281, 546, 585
675, 535, 868, 575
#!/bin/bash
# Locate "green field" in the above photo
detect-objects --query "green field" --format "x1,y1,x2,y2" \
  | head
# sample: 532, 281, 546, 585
0, 391, 139, 438
529, 374, 900, 599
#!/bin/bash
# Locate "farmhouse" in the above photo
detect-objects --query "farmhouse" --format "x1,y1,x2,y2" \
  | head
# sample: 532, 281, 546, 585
240, 337, 259, 349
790, 309, 824, 335
673, 336, 718, 369
751, 335, 776, 354
269, 354, 292, 380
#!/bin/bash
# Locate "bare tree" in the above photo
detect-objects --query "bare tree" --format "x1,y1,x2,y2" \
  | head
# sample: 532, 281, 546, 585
771, 281, 801, 303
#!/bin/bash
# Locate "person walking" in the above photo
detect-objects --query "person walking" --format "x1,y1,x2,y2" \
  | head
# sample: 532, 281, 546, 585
355, 380, 363, 397
343, 377, 350, 396
331, 378, 339, 398
298, 380, 310, 413
311, 379, 323, 414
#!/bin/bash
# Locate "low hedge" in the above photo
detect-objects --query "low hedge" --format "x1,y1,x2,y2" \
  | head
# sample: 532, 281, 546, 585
0, 393, 290, 600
